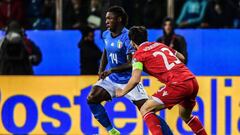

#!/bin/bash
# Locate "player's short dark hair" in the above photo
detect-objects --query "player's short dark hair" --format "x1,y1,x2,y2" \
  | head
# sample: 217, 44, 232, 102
128, 26, 148, 45
162, 17, 175, 28
107, 6, 128, 26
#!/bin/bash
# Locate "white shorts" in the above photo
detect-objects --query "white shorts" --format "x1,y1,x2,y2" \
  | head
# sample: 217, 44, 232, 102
94, 77, 148, 101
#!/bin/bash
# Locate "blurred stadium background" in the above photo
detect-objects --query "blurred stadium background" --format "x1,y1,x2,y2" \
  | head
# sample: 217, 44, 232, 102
0, 0, 240, 134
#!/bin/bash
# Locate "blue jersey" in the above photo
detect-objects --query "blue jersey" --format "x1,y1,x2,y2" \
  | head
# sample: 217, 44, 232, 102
102, 28, 135, 84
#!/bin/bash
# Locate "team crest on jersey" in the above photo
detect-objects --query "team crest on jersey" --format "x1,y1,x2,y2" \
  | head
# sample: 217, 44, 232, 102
104, 40, 108, 45
117, 40, 123, 49
111, 42, 114, 46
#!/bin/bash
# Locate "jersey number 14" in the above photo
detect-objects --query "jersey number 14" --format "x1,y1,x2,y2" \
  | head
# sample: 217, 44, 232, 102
110, 53, 118, 64
153, 47, 181, 70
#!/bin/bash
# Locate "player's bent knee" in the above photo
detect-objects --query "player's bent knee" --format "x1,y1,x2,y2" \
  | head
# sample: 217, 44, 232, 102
182, 115, 192, 123
87, 86, 105, 104
179, 112, 192, 122
180, 115, 188, 122
178, 105, 193, 122
140, 104, 152, 116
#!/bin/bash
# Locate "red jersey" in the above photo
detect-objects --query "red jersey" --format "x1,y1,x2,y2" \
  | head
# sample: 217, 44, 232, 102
133, 42, 195, 84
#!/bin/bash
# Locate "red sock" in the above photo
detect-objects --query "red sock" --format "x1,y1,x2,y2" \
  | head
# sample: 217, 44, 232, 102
143, 112, 163, 135
187, 116, 207, 135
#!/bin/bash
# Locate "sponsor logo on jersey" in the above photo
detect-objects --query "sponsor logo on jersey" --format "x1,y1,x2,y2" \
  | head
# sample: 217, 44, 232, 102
162, 91, 168, 96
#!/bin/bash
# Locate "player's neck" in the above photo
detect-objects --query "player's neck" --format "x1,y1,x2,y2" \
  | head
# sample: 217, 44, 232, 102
111, 26, 124, 38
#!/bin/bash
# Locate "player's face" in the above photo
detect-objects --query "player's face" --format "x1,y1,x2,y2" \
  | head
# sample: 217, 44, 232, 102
105, 12, 117, 32
164, 21, 172, 35
85, 32, 94, 41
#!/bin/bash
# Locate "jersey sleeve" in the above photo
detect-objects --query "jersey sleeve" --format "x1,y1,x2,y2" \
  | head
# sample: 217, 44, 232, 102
102, 30, 109, 39
102, 30, 108, 47
133, 50, 145, 62
132, 51, 145, 70
169, 47, 177, 55
132, 61, 143, 70
125, 38, 135, 55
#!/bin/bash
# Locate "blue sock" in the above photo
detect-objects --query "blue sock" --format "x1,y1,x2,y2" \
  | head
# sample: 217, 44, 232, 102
157, 116, 173, 135
88, 103, 113, 131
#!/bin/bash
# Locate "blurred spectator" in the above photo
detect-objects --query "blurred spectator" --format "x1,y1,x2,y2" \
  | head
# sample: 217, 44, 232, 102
201, 0, 235, 28
100, 0, 163, 29
1, 0, 237, 29
121, 0, 135, 27
70, 0, 89, 29
62, 0, 75, 29
90, 0, 102, 17
231, 0, 240, 28
142, 0, 164, 28
157, 17, 188, 64
87, 0, 102, 29
24, 0, 43, 29
175, 0, 186, 20
176, 0, 208, 28
32, 0, 54, 29
62, 0, 90, 29
131, 0, 145, 26
0, 0, 24, 28
0, 21, 42, 75
78, 27, 102, 75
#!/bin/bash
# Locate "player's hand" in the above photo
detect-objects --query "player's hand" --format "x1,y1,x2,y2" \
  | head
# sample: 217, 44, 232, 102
99, 70, 112, 80
115, 88, 124, 97
98, 71, 103, 80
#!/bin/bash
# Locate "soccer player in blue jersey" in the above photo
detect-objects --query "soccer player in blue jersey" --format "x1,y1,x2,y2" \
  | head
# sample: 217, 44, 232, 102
87, 6, 172, 135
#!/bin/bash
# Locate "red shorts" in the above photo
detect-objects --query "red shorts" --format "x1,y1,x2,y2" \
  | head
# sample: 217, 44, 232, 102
152, 78, 199, 109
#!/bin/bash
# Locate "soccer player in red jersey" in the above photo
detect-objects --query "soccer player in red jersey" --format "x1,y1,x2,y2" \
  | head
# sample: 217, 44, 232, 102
115, 26, 207, 135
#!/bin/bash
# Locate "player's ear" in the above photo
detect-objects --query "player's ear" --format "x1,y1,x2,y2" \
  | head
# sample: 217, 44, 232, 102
131, 41, 138, 49
130, 40, 133, 46
117, 17, 122, 23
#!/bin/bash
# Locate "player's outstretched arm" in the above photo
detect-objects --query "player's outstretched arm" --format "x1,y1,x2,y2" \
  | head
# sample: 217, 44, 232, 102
115, 62, 143, 97
116, 69, 142, 97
